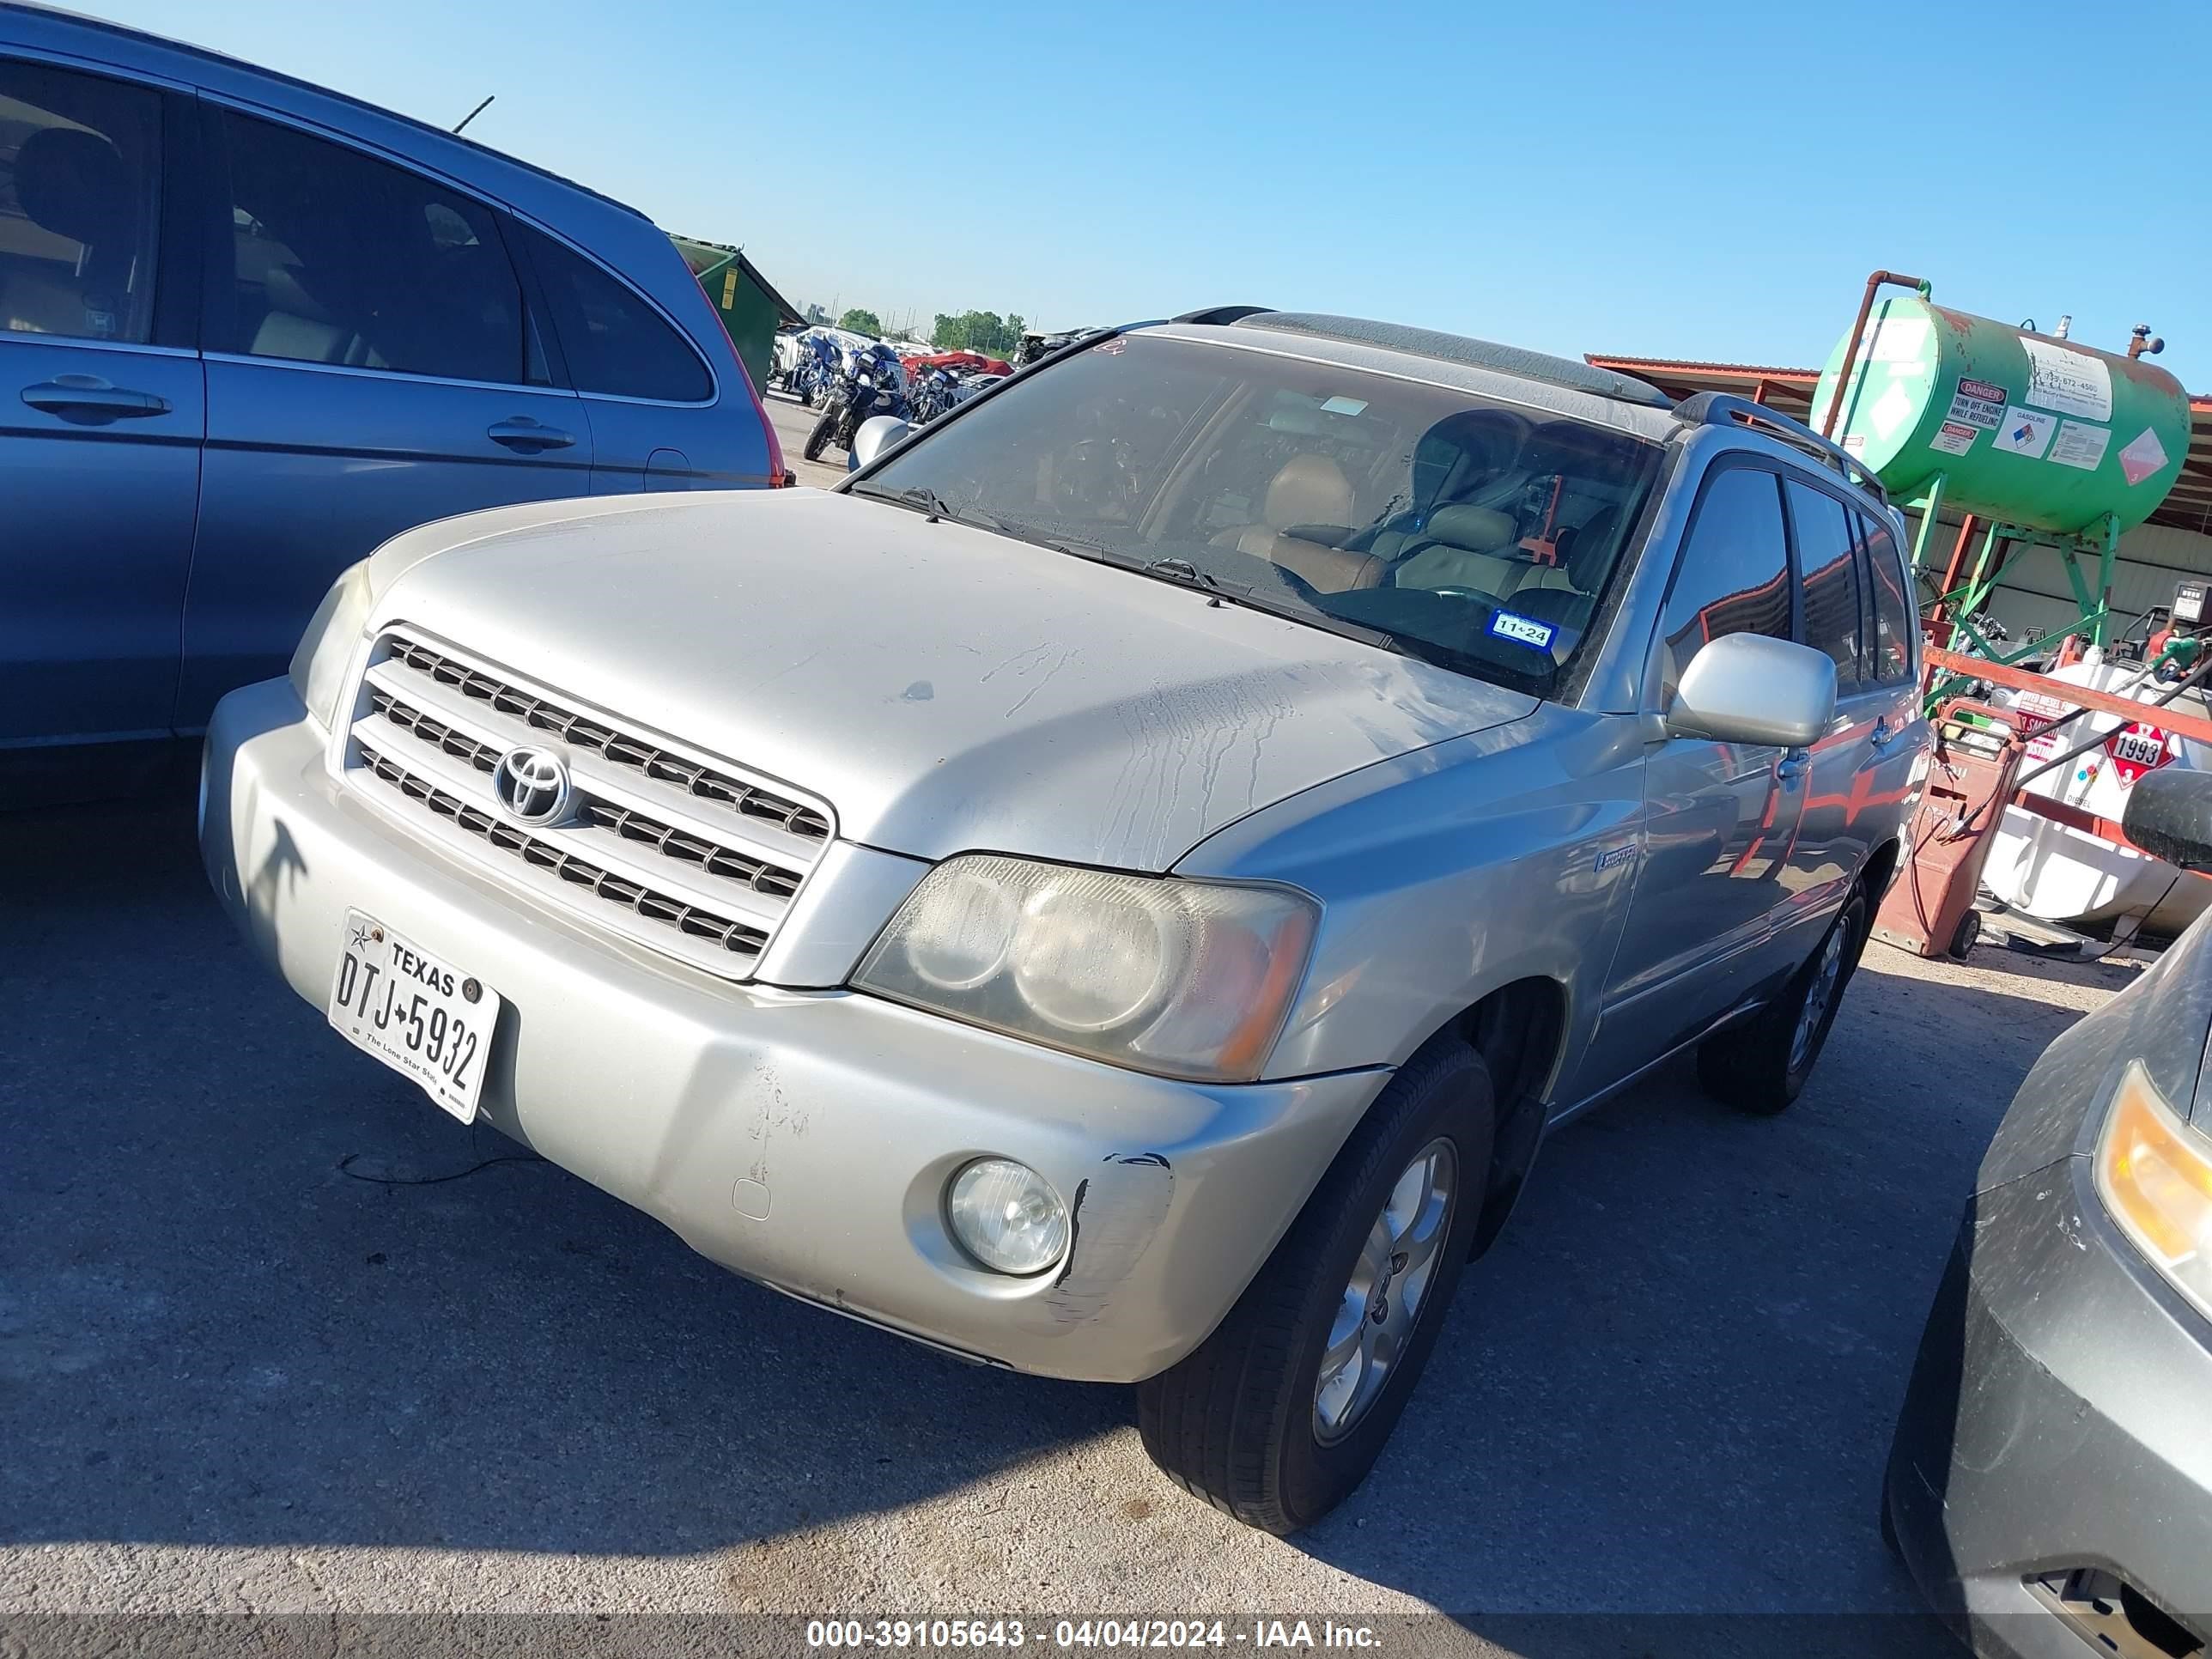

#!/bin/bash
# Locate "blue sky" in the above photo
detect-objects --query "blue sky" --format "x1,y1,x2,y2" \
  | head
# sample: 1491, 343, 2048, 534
76, 0, 2212, 386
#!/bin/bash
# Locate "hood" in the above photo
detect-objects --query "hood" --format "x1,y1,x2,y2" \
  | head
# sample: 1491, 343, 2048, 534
369, 489, 1536, 870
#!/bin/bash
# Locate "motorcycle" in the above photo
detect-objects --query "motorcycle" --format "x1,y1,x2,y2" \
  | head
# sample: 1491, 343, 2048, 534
908, 364, 961, 425
789, 335, 841, 408
803, 349, 908, 463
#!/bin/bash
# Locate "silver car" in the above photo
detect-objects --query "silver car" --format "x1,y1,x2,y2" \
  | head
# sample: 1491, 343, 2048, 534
201, 310, 1928, 1532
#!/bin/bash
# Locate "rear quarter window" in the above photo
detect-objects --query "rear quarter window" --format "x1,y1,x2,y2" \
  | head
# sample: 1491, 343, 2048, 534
520, 224, 710, 403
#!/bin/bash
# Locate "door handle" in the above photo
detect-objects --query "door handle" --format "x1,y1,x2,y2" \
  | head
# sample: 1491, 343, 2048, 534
486, 416, 575, 453
1776, 750, 1812, 783
21, 375, 171, 422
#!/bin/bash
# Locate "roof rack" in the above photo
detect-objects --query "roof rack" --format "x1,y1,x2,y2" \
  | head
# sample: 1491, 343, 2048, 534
1171, 305, 1276, 325
1673, 392, 1887, 502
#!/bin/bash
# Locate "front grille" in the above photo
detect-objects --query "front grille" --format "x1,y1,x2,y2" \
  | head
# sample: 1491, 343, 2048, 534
357, 745, 770, 959
345, 632, 836, 979
366, 688, 799, 901
386, 637, 830, 841
370, 687, 500, 775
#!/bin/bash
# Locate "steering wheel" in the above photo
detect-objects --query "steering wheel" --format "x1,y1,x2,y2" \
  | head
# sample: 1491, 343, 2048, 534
1269, 562, 1325, 606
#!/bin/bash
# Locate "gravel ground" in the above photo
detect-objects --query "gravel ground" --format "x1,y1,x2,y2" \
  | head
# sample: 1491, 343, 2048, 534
0, 792, 2142, 1651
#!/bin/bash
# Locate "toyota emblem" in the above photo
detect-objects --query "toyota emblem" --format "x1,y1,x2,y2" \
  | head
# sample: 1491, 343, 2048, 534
492, 746, 573, 826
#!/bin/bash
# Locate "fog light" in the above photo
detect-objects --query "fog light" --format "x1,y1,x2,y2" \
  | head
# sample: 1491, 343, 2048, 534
946, 1158, 1069, 1276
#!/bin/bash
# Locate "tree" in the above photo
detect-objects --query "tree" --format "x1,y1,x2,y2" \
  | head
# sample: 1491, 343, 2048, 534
931, 310, 1026, 359
838, 307, 884, 337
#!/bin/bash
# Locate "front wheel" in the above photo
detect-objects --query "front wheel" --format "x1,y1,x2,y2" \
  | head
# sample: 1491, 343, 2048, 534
1697, 889, 1869, 1115
1136, 1039, 1493, 1534
803, 410, 836, 462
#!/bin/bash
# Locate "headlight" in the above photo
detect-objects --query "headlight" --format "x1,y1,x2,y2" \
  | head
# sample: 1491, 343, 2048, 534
2094, 1060, 2212, 1321
289, 561, 374, 730
854, 854, 1318, 1082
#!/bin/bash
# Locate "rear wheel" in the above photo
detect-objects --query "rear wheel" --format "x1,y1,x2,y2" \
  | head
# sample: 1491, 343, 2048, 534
803, 410, 836, 462
1697, 890, 1869, 1115
1136, 1040, 1492, 1534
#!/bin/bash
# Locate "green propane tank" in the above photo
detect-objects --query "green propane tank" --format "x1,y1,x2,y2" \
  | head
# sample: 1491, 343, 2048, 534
1810, 295, 2190, 535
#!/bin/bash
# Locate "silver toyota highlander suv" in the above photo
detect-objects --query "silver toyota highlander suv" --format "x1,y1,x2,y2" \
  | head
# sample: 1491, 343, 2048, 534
202, 309, 1928, 1532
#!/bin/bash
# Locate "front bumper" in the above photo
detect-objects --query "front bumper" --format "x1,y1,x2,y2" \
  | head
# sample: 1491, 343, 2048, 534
202, 679, 1384, 1382
1886, 1155, 2212, 1658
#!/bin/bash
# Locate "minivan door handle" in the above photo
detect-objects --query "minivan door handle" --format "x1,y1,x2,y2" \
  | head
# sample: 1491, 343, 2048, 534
486, 416, 576, 453
21, 375, 170, 422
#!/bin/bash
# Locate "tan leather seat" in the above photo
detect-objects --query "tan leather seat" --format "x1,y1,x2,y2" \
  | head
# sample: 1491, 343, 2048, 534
1389, 504, 1522, 594
1211, 454, 1382, 593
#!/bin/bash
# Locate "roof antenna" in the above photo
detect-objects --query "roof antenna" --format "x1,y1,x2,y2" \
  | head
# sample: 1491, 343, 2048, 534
453, 94, 494, 135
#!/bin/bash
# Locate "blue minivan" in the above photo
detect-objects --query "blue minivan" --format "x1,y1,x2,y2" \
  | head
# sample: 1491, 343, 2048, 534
1, 3, 784, 796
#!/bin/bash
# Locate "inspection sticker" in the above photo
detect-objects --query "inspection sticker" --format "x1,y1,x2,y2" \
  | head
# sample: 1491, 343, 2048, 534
2021, 337, 2112, 421
2118, 426, 2172, 486
1929, 420, 1978, 457
1992, 406, 2057, 459
1489, 611, 1556, 650
2049, 421, 2111, 471
1946, 378, 2007, 431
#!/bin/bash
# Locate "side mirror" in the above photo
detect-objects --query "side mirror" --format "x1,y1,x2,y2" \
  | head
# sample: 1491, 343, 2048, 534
1667, 632, 1836, 749
2124, 767, 2212, 870
850, 415, 910, 470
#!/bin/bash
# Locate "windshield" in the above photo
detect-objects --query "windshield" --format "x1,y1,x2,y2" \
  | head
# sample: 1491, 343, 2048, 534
854, 332, 1664, 696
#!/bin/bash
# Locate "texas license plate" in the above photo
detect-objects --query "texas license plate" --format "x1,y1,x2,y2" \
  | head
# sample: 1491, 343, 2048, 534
326, 910, 501, 1122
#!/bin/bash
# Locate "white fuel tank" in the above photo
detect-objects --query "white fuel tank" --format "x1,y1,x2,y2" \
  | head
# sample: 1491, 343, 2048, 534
1982, 659, 2212, 936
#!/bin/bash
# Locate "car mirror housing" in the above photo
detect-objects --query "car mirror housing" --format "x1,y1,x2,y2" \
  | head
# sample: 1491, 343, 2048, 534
2123, 767, 2212, 870
1666, 632, 1836, 750
851, 415, 910, 471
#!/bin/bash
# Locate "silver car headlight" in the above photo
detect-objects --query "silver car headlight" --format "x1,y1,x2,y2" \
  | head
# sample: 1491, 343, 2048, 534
853, 854, 1318, 1083
289, 561, 374, 730
2095, 1059, 2212, 1322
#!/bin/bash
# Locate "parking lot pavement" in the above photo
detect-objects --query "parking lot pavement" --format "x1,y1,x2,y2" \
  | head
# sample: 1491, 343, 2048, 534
763, 389, 865, 490
0, 792, 2139, 1643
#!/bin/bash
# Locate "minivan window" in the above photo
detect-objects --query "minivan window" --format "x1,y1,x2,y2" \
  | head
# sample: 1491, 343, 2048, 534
520, 224, 710, 403
1657, 465, 1791, 699
1786, 478, 1863, 691
210, 109, 529, 384
1858, 511, 1916, 684
0, 59, 160, 344
854, 333, 1664, 698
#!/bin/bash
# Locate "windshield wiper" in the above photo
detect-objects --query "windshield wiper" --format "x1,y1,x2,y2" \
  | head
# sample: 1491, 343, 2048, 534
1140, 556, 1220, 589
852, 483, 1005, 532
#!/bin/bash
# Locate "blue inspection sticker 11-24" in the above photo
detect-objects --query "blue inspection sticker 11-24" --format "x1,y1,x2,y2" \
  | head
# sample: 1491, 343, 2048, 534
1488, 611, 1556, 651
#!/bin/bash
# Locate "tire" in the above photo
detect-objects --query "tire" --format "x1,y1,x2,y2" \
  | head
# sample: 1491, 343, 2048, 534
1948, 909, 1981, 961
802, 410, 836, 463
1697, 889, 1869, 1115
1136, 1039, 1493, 1534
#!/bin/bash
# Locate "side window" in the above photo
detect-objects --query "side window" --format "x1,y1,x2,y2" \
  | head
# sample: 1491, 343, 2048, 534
210, 109, 528, 384
1785, 479, 1863, 692
0, 58, 161, 344
1658, 464, 1791, 699
518, 224, 710, 402
1859, 512, 1917, 684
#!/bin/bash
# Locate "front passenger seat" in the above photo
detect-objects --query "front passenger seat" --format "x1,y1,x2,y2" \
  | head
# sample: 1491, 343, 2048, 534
1505, 505, 1622, 641
1211, 454, 1382, 593
1389, 504, 1522, 594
